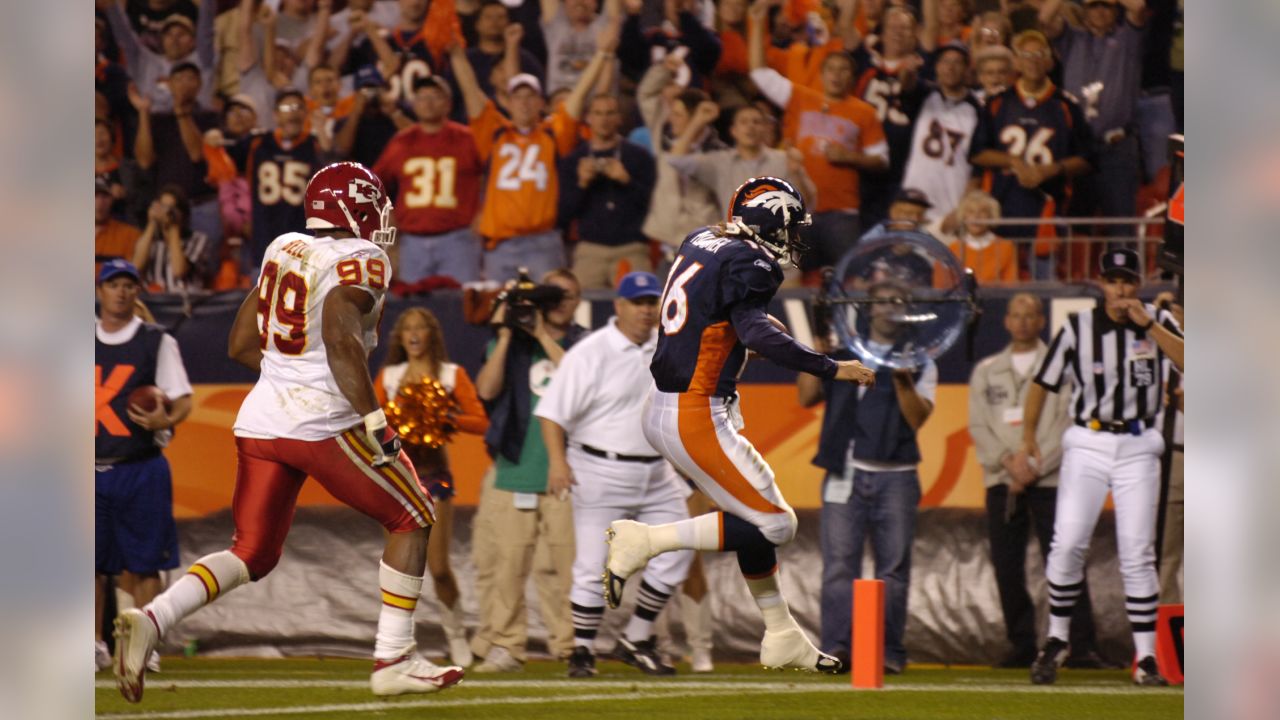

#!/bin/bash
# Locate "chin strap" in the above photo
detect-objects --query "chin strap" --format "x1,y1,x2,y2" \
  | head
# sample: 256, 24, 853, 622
335, 198, 398, 246
726, 220, 793, 267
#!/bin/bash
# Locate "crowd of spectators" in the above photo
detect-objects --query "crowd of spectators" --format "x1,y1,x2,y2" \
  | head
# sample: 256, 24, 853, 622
95, 0, 1184, 291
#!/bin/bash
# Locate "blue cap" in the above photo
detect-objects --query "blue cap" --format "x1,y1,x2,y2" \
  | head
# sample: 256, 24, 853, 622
98, 258, 140, 285
617, 271, 662, 300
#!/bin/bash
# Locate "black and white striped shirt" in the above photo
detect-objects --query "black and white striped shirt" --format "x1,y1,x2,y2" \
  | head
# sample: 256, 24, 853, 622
140, 230, 212, 293
1035, 304, 1182, 425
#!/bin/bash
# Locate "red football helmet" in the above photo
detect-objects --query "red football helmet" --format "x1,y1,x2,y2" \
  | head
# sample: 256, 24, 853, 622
303, 162, 397, 246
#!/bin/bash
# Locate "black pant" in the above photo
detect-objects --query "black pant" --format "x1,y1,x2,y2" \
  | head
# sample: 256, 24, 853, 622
985, 484, 1099, 657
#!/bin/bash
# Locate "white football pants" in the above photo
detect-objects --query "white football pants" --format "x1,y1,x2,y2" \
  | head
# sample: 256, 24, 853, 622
1046, 426, 1164, 637
567, 447, 693, 608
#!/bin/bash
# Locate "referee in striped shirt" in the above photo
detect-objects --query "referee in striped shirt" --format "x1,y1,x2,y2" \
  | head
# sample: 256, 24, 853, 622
1020, 248, 1184, 687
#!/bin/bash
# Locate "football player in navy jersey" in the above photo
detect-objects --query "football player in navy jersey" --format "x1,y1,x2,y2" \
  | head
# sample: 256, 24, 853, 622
969, 30, 1093, 278
603, 177, 875, 673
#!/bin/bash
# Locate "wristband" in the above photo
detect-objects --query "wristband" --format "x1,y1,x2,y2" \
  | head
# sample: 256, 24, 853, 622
363, 408, 388, 435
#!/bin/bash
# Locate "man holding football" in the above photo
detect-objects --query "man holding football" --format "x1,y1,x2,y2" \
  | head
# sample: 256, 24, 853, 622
95, 259, 194, 673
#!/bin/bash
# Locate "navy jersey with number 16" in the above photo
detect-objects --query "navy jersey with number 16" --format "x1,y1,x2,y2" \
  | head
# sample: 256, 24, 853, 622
651, 227, 837, 398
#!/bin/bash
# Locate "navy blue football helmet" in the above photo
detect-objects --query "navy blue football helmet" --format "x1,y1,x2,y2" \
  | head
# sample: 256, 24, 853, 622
726, 176, 812, 266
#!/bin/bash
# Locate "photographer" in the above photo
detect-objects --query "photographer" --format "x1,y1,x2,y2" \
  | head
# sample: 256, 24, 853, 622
333, 65, 412, 166
470, 268, 587, 673
557, 94, 656, 289
797, 280, 936, 675
131, 184, 214, 292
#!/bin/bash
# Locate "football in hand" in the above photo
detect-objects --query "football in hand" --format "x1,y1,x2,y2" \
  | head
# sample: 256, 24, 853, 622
128, 385, 172, 414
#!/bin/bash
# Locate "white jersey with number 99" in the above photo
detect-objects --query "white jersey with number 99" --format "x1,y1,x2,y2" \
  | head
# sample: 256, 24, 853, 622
234, 232, 390, 441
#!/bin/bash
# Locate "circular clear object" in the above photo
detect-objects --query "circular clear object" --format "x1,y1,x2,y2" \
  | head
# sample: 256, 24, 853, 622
827, 229, 975, 370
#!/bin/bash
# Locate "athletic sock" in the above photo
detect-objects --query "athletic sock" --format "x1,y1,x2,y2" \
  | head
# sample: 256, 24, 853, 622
571, 602, 605, 651
147, 550, 250, 637
1126, 592, 1160, 658
648, 513, 722, 553
624, 580, 673, 642
375, 561, 424, 660
744, 568, 797, 634
1046, 578, 1084, 645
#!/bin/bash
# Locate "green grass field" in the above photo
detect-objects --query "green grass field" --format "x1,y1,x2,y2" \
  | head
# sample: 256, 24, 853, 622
96, 657, 1183, 719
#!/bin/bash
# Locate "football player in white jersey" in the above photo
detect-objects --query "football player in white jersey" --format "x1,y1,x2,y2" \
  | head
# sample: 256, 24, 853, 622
111, 163, 465, 703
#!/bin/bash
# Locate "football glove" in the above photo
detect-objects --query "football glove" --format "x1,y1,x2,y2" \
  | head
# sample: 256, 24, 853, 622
363, 409, 401, 467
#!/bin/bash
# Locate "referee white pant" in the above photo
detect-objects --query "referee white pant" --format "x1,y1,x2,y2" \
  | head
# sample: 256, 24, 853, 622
642, 389, 798, 547
567, 447, 693, 609
1046, 426, 1164, 643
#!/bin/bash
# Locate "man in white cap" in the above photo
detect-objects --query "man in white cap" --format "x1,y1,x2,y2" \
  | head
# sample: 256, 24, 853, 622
448, 24, 619, 282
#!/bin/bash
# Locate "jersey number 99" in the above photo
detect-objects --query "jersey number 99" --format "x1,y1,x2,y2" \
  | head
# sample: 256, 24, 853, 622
336, 257, 387, 289
258, 261, 308, 355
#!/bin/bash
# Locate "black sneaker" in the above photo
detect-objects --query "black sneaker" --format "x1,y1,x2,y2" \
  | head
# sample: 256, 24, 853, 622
1030, 638, 1070, 685
1132, 656, 1169, 686
567, 646, 597, 678
615, 636, 676, 676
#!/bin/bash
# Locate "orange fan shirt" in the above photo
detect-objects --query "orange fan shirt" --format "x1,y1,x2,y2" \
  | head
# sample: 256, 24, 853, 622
944, 236, 1018, 285
472, 100, 580, 246
95, 219, 141, 278
781, 84, 886, 212
765, 37, 846, 92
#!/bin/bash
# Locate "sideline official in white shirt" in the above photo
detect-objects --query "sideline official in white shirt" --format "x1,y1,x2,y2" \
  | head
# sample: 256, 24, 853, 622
537, 272, 694, 678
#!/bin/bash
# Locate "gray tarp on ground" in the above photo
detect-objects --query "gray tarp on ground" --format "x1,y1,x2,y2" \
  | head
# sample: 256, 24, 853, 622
154, 506, 1135, 666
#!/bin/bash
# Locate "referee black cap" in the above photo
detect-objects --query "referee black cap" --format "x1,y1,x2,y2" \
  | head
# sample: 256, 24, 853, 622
1100, 248, 1141, 281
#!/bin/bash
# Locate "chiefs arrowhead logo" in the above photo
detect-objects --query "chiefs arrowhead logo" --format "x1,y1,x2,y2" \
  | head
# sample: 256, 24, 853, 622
348, 179, 380, 204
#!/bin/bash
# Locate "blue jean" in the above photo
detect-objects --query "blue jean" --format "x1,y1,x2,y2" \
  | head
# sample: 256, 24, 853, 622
483, 229, 565, 283
1136, 92, 1177, 183
399, 227, 482, 284
1069, 135, 1140, 240
819, 467, 920, 669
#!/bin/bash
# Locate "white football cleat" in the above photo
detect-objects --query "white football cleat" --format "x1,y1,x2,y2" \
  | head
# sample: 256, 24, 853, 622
603, 520, 653, 609
147, 650, 161, 673
113, 609, 160, 703
760, 626, 842, 674
95, 641, 112, 672
370, 646, 465, 696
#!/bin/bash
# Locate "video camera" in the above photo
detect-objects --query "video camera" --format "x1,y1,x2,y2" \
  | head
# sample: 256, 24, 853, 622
493, 268, 567, 334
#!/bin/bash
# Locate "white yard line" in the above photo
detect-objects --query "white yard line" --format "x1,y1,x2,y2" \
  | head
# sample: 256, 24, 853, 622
94, 677, 1179, 691
95, 679, 1182, 719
